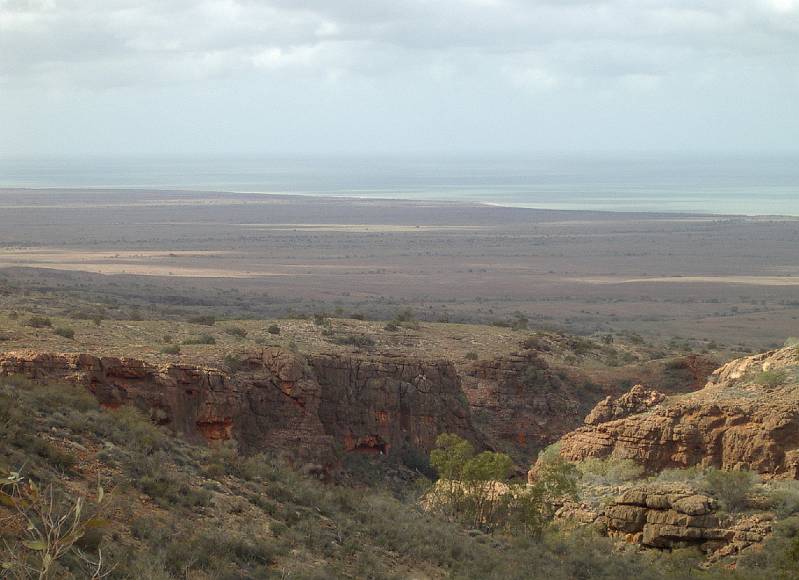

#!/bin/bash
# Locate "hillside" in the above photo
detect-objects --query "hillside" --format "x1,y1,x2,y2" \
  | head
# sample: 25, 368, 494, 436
2, 374, 798, 579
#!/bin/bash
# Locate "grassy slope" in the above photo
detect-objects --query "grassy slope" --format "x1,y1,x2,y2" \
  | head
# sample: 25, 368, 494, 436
2, 377, 798, 579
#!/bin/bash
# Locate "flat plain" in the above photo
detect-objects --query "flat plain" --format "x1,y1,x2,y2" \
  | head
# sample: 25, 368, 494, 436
1, 188, 798, 349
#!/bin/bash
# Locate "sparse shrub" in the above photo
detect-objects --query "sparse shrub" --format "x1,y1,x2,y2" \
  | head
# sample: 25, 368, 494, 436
162, 334, 174, 344
768, 481, 799, 517
313, 313, 331, 327
350, 313, 366, 320
224, 354, 243, 372
53, 326, 75, 339
522, 335, 546, 350
26, 316, 52, 328
654, 466, 705, 486
100, 406, 165, 454
464, 351, 478, 361
391, 308, 419, 330
702, 468, 757, 512
334, 334, 375, 349
267, 324, 281, 335
510, 314, 528, 331
188, 314, 216, 326
69, 306, 106, 324
224, 325, 248, 338
161, 344, 181, 355
756, 369, 787, 388
577, 457, 645, 485
184, 334, 216, 345
135, 466, 211, 508
521, 364, 556, 391
384, 322, 399, 332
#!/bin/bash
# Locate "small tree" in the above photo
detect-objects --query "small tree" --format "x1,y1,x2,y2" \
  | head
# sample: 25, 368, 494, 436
428, 434, 578, 535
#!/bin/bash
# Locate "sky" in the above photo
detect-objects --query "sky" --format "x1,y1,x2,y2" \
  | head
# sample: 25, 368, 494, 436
1, 0, 798, 157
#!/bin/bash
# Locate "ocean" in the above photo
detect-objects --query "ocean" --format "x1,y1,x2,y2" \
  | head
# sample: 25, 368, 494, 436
1, 154, 797, 216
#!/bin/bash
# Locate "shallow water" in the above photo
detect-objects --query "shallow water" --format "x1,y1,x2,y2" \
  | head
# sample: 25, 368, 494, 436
1, 154, 797, 216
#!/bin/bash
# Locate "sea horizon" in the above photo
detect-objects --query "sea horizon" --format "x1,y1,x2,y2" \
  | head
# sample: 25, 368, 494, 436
2, 153, 798, 217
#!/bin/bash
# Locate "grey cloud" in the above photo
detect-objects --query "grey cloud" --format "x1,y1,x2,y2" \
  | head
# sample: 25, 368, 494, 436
0, 0, 797, 155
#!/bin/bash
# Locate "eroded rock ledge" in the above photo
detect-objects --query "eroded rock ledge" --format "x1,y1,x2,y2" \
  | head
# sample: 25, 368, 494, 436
557, 484, 772, 561
548, 347, 799, 478
0, 349, 477, 467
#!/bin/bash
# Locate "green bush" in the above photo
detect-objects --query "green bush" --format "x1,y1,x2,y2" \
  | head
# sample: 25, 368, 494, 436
464, 351, 478, 361
53, 326, 75, 339
27, 316, 52, 328
224, 326, 248, 338
768, 481, 799, 517
183, 334, 216, 345
267, 324, 281, 335
702, 468, 757, 512
160, 344, 181, 355
429, 434, 578, 536
756, 369, 788, 388
224, 354, 243, 373
577, 457, 645, 485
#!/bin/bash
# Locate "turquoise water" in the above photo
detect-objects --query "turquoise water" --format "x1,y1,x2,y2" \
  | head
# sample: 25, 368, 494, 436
1, 154, 797, 216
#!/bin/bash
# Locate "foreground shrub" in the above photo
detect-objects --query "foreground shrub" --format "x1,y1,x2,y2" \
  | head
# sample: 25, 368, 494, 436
267, 324, 281, 335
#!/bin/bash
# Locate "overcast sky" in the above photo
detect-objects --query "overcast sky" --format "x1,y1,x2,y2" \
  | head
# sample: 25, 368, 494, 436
1, 0, 798, 157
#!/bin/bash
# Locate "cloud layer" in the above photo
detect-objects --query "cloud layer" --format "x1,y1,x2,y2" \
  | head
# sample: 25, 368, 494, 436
1, 0, 798, 155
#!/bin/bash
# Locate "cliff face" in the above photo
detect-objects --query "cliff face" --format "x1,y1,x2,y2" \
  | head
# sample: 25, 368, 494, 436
0, 349, 476, 467
461, 351, 588, 462
550, 347, 799, 478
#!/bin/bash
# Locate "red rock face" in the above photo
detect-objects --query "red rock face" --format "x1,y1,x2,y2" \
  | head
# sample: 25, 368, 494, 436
461, 351, 611, 463
0, 348, 476, 467
548, 347, 799, 479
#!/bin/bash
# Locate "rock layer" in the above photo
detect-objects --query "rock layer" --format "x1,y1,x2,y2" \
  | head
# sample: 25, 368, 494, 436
557, 484, 772, 559
0, 349, 476, 466
552, 347, 799, 478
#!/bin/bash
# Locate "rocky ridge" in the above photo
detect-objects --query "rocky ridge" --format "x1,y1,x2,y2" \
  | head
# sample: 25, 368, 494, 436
550, 346, 799, 478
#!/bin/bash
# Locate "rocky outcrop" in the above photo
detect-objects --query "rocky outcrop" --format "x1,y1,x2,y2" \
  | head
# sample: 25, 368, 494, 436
584, 384, 665, 425
548, 347, 799, 478
556, 484, 772, 559
0, 349, 477, 466
460, 351, 590, 463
